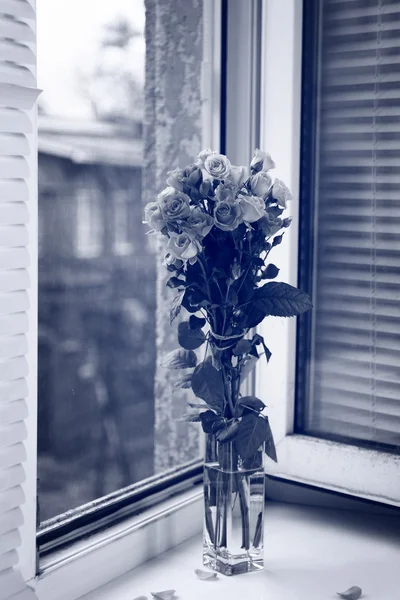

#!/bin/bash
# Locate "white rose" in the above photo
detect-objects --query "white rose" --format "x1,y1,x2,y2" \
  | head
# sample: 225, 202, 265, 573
228, 165, 249, 188
167, 232, 202, 260
239, 194, 266, 223
166, 167, 185, 191
271, 179, 292, 208
250, 149, 275, 173
144, 202, 165, 231
249, 171, 272, 197
204, 153, 231, 180
196, 148, 216, 166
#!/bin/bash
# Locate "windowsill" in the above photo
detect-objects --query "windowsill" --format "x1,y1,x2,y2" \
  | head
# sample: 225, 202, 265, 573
78, 502, 400, 600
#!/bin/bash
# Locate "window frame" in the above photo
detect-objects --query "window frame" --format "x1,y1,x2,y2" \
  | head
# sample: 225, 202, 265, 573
256, 0, 400, 508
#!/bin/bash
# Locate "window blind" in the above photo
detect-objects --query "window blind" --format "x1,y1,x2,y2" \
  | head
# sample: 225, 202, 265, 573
306, 0, 400, 450
0, 0, 39, 597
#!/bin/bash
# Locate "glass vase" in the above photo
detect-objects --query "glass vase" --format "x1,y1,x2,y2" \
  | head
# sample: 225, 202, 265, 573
203, 433, 265, 576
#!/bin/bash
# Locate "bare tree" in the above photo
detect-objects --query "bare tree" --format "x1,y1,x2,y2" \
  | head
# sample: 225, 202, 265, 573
75, 16, 144, 125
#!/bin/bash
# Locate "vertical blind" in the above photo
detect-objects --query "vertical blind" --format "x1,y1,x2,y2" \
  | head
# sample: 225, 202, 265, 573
306, 0, 400, 450
0, 0, 39, 597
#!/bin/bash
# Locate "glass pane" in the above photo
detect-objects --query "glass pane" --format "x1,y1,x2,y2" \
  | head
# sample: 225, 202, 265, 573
301, 0, 400, 453
37, 0, 200, 523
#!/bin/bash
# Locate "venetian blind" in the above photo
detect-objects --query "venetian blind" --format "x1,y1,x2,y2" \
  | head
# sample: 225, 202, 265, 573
0, 0, 39, 598
307, 0, 400, 449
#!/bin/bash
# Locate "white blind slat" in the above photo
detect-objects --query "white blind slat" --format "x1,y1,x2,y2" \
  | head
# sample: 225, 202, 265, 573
0, 400, 27, 425
0, 380, 27, 404
0, 204, 29, 224
0, 250, 30, 271
0, 157, 29, 179
0, 569, 24, 600
0, 84, 40, 110
0, 227, 29, 249
0, 550, 18, 573
0, 443, 26, 471
0, 40, 34, 66
0, 181, 28, 203
0, 508, 23, 536
0, 486, 24, 514
0, 530, 20, 557
0, 314, 28, 336
0, 422, 27, 449
0, 357, 28, 382
0, 271, 30, 293
0, 15, 34, 42
0, 291, 29, 314
0, 466, 24, 501
0, 109, 31, 136
0, 0, 35, 19
0, 65, 35, 89
0, 334, 26, 361
0, 134, 29, 157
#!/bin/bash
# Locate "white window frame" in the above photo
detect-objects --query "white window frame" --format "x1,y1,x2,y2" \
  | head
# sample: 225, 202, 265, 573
256, 0, 400, 507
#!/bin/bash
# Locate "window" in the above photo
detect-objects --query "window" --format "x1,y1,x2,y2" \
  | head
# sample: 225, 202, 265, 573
113, 191, 133, 256
36, 0, 206, 542
257, 0, 400, 506
297, 0, 400, 453
75, 188, 103, 259
5, 0, 399, 598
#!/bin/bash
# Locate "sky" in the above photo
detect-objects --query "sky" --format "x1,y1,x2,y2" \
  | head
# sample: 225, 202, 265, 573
36, 0, 145, 119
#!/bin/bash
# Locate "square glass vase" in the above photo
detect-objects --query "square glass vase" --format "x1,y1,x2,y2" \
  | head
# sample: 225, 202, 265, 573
203, 434, 265, 576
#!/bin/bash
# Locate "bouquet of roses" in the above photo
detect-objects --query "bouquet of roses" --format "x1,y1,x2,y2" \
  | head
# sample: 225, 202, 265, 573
144, 148, 312, 462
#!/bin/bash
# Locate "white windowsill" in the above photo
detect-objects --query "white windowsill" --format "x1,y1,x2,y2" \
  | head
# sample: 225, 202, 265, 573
33, 488, 204, 600
78, 502, 400, 600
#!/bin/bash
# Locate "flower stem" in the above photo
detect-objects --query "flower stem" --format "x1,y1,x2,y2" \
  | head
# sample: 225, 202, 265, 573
235, 472, 250, 550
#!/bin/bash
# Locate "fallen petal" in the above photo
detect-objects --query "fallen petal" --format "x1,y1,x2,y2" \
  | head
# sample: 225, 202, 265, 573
133, 597, 148, 600
151, 591, 176, 600
337, 586, 362, 600
194, 568, 218, 581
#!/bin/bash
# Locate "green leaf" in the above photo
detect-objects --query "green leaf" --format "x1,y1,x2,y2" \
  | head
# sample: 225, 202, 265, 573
232, 339, 252, 356
245, 305, 267, 328
238, 396, 266, 412
263, 415, 277, 462
267, 206, 284, 218
252, 333, 272, 362
170, 289, 185, 324
235, 413, 269, 459
253, 282, 312, 317
167, 276, 186, 289
189, 315, 206, 330
182, 287, 207, 313
161, 349, 197, 369
336, 587, 362, 600
178, 321, 206, 350
191, 362, 225, 411
199, 410, 224, 434
227, 287, 239, 305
